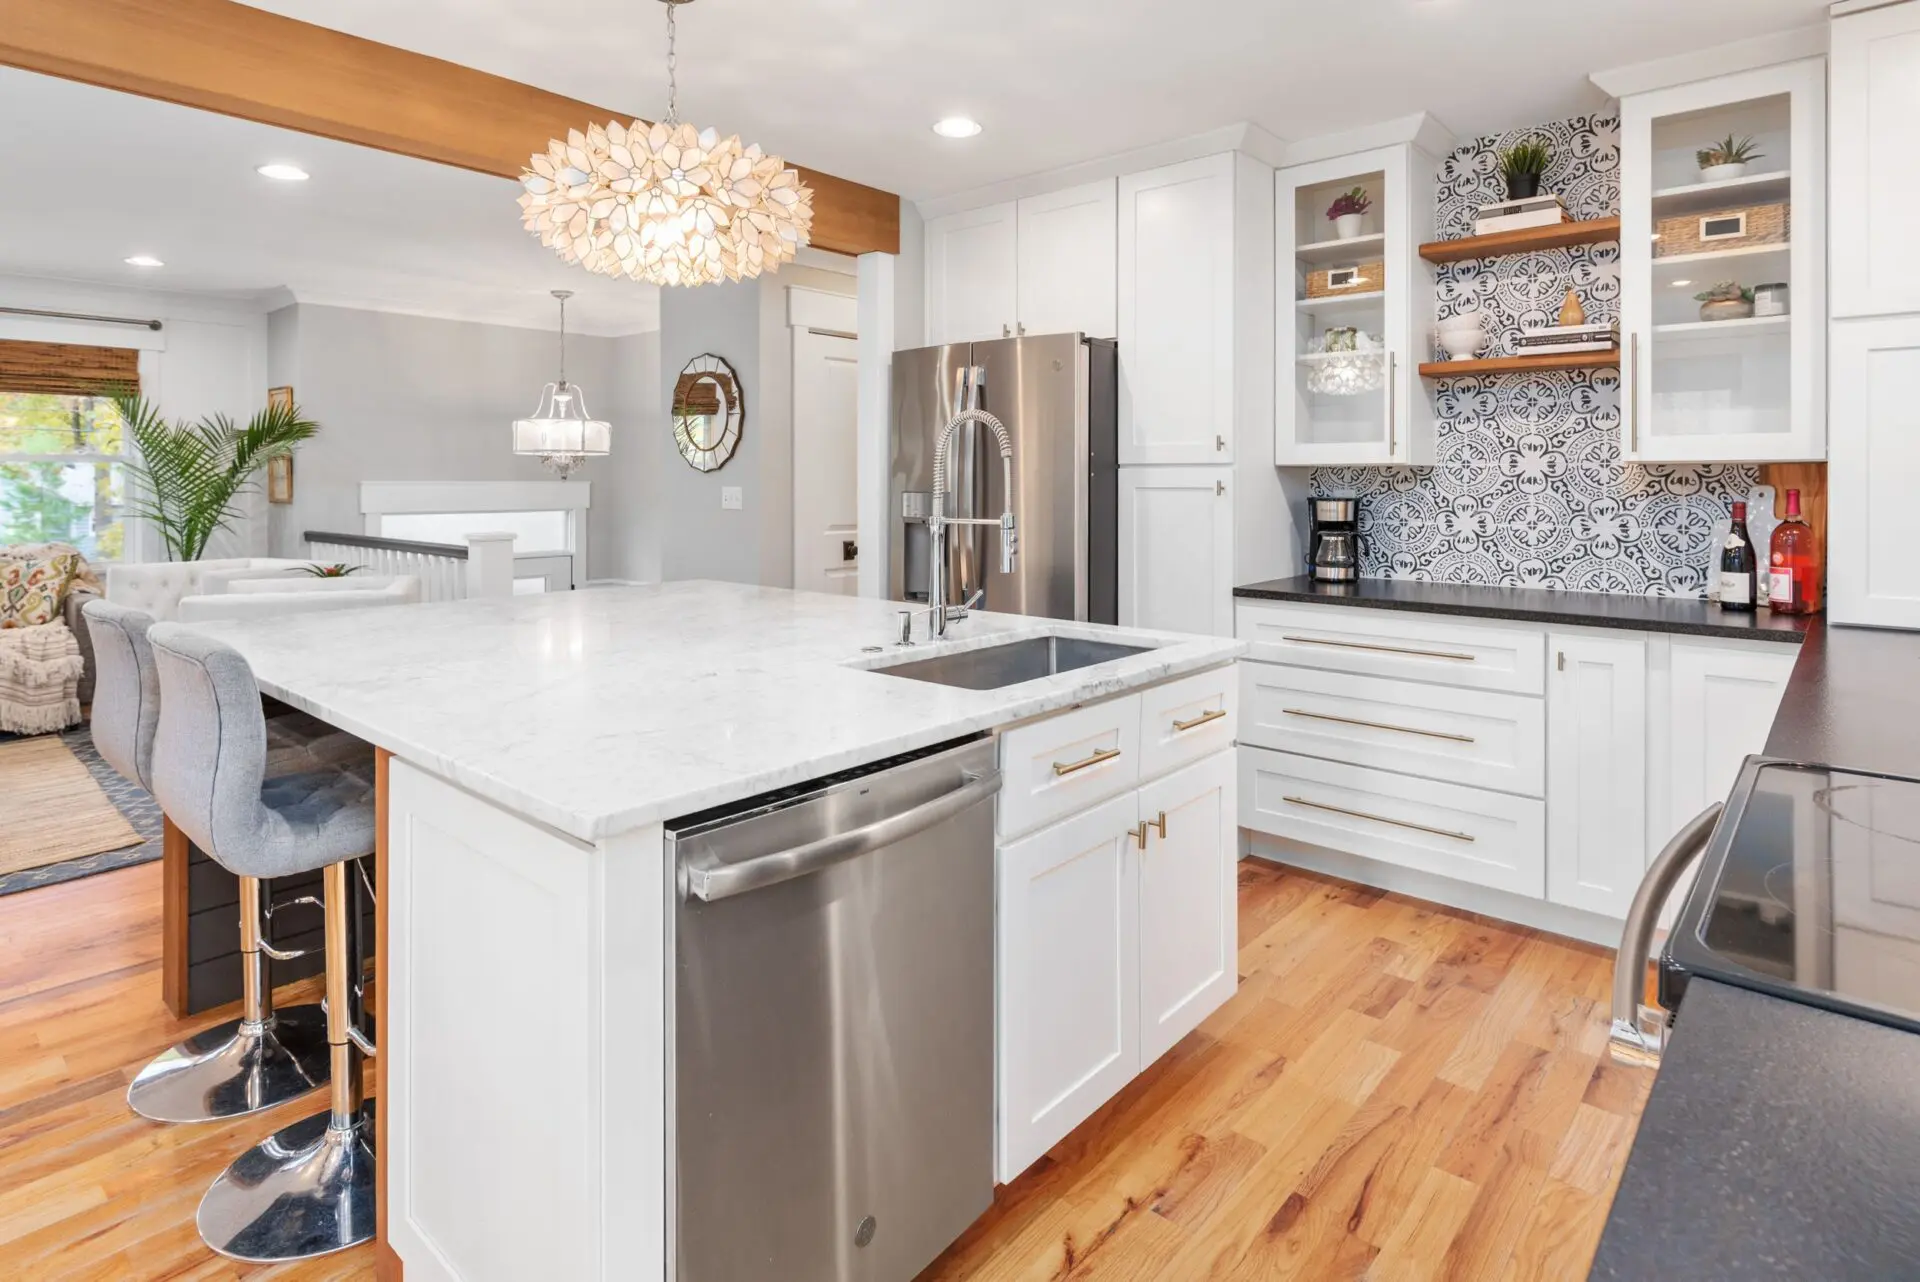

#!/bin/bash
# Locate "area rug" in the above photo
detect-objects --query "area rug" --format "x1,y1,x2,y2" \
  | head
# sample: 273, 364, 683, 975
0, 725, 162, 895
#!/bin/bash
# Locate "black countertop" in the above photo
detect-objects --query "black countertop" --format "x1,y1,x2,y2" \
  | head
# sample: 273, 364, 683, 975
1590, 979, 1920, 1281
1233, 575, 1813, 644
1764, 621, 1920, 775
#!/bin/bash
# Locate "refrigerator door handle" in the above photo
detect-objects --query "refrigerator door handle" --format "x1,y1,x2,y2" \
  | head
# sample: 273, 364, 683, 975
1608, 802, 1723, 1067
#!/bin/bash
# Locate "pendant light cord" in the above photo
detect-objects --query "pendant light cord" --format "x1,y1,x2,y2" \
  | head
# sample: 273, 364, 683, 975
664, 0, 679, 125
555, 291, 570, 390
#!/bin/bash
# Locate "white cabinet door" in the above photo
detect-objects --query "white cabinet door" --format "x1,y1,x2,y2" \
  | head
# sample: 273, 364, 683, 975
925, 201, 1017, 345
1137, 752, 1236, 1065
1017, 180, 1117, 339
997, 791, 1140, 1182
1118, 466, 1232, 637
1117, 155, 1235, 463
1665, 638, 1798, 839
1832, 0, 1920, 319
1546, 632, 1649, 918
1831, 315, 1920, 627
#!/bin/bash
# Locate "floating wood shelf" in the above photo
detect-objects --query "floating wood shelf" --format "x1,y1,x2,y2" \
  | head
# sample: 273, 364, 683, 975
1418, 217, 1622, 264
1419, 350, 1620, 378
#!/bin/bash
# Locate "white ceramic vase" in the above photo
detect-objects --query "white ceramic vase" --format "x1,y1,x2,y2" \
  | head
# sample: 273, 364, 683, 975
1699, 162, 1749, 183
1334, 213, 1365, 240
1436, 315, 1484, 361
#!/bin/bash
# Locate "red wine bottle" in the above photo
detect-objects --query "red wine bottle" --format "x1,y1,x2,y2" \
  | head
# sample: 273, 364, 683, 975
1769, 488, 1821, 614
1718, 500, 1757, 612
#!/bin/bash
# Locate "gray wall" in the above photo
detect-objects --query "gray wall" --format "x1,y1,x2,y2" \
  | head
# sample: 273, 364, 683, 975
656, 280, 764, 584
265, 303, 641, 579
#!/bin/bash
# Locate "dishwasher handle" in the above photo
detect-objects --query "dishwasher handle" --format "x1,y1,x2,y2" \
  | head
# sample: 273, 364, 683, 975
684, 769, 1003, 903
1608, 802, 1723, 1067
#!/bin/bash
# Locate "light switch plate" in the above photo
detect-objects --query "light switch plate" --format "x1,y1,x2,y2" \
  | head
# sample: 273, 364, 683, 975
721, 486, 743, 510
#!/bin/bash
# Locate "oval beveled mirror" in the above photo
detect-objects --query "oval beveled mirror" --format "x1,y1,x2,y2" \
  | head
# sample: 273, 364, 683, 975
673, 354, 744, 472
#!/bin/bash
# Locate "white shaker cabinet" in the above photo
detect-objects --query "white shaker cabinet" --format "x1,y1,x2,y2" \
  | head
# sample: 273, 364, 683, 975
1136, 751, 1236, 1065
1662, 637, 1798, 841
1546, 632, 1649, 918
1016, 180, 1118, 339
1830, 315, 1920, 627
925, 201, 1018, 344
1831, 0, 1920, 319
1118, 466, 1234, 637
996, 790, 1140, 1183
1117, 155, 1237, 463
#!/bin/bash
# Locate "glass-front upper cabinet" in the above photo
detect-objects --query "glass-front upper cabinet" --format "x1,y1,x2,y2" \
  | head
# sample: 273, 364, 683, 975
1275, 145, 1435, 466
1620, 58, 1826, 463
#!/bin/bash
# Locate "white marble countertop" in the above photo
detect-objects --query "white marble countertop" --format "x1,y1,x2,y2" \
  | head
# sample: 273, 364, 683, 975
181, 581, 1244, 842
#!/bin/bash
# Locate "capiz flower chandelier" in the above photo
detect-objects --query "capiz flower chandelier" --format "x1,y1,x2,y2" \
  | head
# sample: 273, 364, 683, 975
518, 0, 813, 288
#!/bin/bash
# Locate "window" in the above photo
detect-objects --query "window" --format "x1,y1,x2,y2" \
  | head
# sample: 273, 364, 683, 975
0, 390, 127, 561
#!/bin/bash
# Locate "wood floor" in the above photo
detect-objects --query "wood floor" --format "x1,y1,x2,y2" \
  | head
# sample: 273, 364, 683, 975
0, 857, 1650, 1281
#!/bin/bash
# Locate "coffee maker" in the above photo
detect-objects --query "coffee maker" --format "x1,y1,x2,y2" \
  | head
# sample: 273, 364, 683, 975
1307, 497, 1362, 583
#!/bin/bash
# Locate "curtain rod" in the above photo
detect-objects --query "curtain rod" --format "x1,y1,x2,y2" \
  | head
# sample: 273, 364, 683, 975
0, 305, 163, 332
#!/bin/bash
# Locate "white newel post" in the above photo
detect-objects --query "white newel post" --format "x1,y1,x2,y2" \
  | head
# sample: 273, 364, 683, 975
464, 532, 517, 599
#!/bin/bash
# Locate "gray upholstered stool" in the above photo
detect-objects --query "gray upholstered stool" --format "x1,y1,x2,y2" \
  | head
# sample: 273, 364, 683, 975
147, 624, 377, 1263
83, 600, 331, 1124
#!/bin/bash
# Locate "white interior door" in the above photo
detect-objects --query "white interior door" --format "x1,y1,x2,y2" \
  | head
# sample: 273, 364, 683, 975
792, 327, 861, 595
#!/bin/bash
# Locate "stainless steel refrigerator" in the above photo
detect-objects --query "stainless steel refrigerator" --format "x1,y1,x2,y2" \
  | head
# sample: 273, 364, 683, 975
888, 333, 1118, 623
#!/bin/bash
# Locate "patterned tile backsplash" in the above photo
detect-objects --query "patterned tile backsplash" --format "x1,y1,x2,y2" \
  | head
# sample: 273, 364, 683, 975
1309, 112, 1756, 597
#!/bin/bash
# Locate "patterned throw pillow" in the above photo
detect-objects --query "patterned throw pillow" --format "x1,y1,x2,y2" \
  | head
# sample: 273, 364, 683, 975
0, 551, 80, 628
0, 541, 100, 594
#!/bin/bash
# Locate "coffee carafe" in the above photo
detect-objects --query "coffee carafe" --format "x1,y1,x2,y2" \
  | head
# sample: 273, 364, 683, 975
1308, 497, 1362, 583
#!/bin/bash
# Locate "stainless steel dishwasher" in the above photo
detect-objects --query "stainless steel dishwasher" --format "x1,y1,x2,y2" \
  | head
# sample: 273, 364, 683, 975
667, 735, 1001, 1282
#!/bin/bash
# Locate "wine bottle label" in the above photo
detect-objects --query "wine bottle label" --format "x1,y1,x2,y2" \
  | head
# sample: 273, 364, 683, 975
1719, 571, 1752, 604
1770, 568, 1794, 606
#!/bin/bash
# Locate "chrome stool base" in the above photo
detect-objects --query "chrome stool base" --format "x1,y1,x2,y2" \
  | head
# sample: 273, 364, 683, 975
126, 1005, 329, 1123
197, 1102, 375, 1263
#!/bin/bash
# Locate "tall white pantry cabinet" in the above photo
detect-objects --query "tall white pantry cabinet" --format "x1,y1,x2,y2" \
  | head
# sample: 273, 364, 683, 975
1829, 0, 1920, 627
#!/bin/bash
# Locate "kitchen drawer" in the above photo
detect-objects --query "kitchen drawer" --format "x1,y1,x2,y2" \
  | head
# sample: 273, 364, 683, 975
1137, 665, 1238, 783
1239, 663, 1544, 797
1238, 746, 1546, 898
1235, 601, 1546, 695
998, 694, 1142, 839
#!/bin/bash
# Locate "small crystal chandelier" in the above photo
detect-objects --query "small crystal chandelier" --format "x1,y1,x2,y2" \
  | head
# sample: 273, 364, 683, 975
512, 290, 610, 479
517, 0, 814, 288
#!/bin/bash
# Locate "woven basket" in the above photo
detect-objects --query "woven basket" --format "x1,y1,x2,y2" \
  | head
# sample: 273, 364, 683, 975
1656, 202, 1790, 258
1305, 260, 1385, 299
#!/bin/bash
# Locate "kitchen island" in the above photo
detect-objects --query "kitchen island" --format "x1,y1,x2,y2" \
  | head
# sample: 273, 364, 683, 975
182, 580, 1242, 1282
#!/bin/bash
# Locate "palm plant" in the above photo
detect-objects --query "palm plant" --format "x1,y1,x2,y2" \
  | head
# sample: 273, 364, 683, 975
112, 392, 319, 562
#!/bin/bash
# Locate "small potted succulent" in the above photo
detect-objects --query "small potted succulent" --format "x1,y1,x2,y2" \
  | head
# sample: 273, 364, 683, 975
1696, 134, 1764, 183
300, 562, 366, 578
1326, 187, 1373, 240
1694, 282, 1755, 322
1497, 137, 1553, 200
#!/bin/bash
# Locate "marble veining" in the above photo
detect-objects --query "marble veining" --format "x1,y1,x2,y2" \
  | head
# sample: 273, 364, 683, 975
182, 582, 1243, 842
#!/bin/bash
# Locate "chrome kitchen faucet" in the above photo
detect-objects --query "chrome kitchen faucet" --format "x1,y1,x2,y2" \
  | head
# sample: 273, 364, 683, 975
925, 395, 1017, 639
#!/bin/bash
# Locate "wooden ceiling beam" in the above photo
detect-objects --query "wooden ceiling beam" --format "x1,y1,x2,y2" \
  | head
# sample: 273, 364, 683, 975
0, 0, 900, 257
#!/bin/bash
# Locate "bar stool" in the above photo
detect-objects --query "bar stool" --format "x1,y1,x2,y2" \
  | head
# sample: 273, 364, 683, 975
83, 600, 331, 1124
147, 623, 377, 1263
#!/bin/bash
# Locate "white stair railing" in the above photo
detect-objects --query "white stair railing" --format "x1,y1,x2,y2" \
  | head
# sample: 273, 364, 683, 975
304, 530, 518, 601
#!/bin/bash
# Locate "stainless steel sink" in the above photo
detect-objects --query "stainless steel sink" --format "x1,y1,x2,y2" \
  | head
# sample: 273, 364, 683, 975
871, 636, 1154, 690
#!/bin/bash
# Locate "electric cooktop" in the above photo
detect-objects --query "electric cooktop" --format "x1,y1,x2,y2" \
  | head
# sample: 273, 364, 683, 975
1664, 758, 1920, 1034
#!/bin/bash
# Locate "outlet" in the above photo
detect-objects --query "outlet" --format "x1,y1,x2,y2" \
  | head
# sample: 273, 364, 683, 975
721, 486, 743, 511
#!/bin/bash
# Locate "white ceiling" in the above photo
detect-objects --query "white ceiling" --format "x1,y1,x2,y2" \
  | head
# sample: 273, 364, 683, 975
0, 68, 659, 335
241, 0, 1829, 203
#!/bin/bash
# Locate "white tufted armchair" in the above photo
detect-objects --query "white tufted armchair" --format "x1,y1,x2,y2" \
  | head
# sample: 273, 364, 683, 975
105, 559, 309, 622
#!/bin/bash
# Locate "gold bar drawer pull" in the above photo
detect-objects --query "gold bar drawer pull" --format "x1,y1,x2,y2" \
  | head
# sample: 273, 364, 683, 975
1281, 634, 1477, 662
1282, 707, 1475, 744
1052, 746, 1122, 777
1281, 795, 1477, 843
1171, 708, 1227, 733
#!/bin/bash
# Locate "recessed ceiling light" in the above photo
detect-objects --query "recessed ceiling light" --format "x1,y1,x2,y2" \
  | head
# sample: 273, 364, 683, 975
256, 163, 310, 181
932, 117, 982, 139
1671, 279, 1693, 288
124, 255, 164, 268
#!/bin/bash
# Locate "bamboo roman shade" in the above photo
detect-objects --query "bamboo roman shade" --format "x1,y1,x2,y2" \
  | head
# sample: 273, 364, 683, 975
0, 340, 140, 396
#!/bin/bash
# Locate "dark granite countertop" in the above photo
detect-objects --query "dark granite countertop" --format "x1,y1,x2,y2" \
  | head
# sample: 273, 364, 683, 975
1233, 575, 1814, 644
1590, 979, 1920, 1281
1764, 622, 1920, 775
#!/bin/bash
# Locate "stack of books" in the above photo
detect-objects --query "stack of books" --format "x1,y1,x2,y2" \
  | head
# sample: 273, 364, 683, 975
1511, 322, 1619, 355
1474, 194, 1567, 235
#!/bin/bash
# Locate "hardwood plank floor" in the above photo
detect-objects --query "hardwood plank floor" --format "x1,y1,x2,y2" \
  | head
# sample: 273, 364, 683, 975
0, 857, 1650, 1280
919, 861, 1654, 1282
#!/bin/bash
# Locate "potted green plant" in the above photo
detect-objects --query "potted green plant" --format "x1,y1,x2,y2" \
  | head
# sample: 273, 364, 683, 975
300, 563, 364, 578
1497, 137, 1553, 201
1694, 282, 1755, 322
112, 392, 319, 561
1326, 187, 1373, 240
1696, 134, 1764, 183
